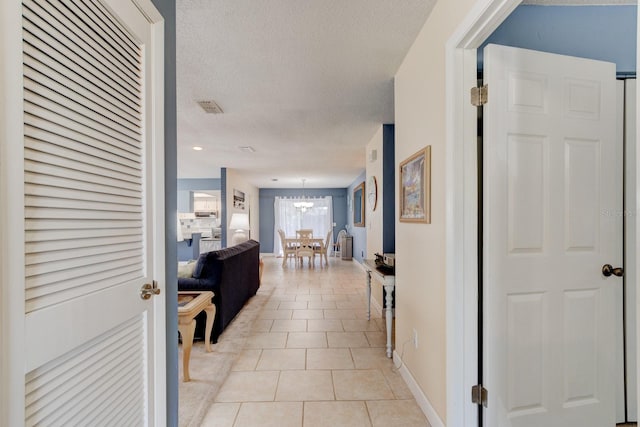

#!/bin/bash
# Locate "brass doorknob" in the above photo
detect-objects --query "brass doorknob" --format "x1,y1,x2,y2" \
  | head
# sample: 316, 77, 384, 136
602, 264, 624, 277
140, 282, 161, 300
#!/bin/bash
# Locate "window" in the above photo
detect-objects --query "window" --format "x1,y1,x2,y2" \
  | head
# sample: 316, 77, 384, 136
273, 196, 333, 255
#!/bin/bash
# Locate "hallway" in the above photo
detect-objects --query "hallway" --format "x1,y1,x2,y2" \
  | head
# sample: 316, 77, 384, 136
199, 256, 429, 426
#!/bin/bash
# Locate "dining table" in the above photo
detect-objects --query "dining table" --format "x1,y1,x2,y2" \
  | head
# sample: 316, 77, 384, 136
284, 236, 326, 266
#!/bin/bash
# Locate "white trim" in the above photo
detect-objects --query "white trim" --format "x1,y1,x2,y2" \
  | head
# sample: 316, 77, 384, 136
394, 350, 445, 427
260, 252, 277, 258
445, 1, 521, 426
370, 294, 384, 318
132, 0, 164, 23
624, 77, 638, 422
636, 4, 640, 418
0, 0, 26, 425
146, 4, 166, 425
353, 258, 368, 272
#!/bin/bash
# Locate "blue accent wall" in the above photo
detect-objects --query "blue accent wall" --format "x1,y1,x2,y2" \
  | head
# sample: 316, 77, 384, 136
479, 5, 637, 76
177, 233, 201, 262
149, 0, 178, 423
382, 124, 395, 254
259, 188, 348, 252
347, 171, 367, 262
177, 190, 192, 213
177, 178, 221, 191
177, 178, 221, 212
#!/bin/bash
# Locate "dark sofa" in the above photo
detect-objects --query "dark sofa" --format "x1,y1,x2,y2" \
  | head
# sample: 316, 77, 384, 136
178, 239, 260, 343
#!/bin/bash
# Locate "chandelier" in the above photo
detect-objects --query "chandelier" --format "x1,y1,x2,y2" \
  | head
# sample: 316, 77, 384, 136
293, 179, 314, 212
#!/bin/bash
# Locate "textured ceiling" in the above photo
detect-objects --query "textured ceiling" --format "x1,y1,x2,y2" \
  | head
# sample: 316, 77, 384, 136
176, 0, 436, 188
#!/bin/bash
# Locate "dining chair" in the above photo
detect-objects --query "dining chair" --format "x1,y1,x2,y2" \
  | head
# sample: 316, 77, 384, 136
277, 228, 297, 267
332, 229, 347, 257
296, 229, 313, 239
296, 235, 315, 267
314, 230, 332, 267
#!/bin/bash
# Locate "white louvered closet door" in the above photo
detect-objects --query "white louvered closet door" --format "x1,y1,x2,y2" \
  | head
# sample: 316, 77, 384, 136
12, 0, 165, 425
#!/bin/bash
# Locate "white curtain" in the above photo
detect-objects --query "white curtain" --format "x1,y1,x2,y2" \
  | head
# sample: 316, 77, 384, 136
273, 196, 333, 255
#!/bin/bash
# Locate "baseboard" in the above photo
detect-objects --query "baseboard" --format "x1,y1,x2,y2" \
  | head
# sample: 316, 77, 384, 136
353, 260, 389, 317
353, 258, 367, 272
393, 350, 445, 427
352, 259, 386, 317
260, 252, 276, 257
371, 295, 383, 317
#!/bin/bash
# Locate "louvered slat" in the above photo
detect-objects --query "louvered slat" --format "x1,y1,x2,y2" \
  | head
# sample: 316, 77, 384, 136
25, 326, 140, 403
109, 386, 145, 427
21, 20, 140, 112
25, 218, 142, 231
26, 234, 143, 254
41, 349, 141, 425
25, 207, 141, 221
25, 133, 141, 176
25, 158, 141, 191
23, 0, 144, 314
25, 173, 141, 201
77, 0, 140, 62
66, 363, 142, 426
25, 184, 141, 208
26, 226, 142, 243
23, 45, 140, 122
24, 65, 141, 134
26, 241, 142, 265
25, 196, 141, 214
26, 248, 142, 277
23, 0, 141, 103
44, 0, 140, 82
24, 76, 141, 137
24, 124, 141, 172
24, 109, 141, 160
25, 316, 145, 426
25, 268, 142, 312
26, 255, 143, 290
25, 93, 141, 147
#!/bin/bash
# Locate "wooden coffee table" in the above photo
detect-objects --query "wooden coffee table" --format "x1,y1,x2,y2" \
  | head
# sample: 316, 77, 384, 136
178, 291, 215, 382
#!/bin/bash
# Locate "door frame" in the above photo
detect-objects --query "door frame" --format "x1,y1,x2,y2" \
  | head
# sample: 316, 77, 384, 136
445, 1, 640, 426
0, 1, 166, 425
0, 0, 27, 425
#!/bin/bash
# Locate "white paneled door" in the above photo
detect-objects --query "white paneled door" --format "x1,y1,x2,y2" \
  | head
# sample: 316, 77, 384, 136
1, 0, 165, 425
483, 44, 620, 427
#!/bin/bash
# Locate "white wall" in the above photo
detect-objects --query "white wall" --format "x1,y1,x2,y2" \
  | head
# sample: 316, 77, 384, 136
225, 168, 259, 246
394, 0, 477, 422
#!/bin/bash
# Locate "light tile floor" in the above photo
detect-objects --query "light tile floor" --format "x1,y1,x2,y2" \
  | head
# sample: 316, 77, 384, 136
200, 257, 430, 427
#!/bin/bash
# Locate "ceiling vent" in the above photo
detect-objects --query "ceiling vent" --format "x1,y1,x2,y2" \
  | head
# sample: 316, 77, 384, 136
197, 100, 224, 114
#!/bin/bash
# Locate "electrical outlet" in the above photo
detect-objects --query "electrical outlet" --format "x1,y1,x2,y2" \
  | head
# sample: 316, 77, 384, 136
412, 329, 418, 349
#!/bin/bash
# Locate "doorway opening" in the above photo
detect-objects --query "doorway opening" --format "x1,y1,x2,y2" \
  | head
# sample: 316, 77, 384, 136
445, 2, 638, 425
476, 5, 637, 426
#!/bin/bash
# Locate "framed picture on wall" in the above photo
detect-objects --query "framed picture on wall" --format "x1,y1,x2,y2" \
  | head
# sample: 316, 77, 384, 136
233, 189, 245, 210
399, 146, 431, 223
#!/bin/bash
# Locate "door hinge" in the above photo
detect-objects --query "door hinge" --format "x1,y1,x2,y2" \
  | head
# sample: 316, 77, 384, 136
470, 85, 488, 106
471, 384, 488, 407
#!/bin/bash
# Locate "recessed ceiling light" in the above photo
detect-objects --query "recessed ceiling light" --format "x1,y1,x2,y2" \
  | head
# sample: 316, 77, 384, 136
239, 146, 256, 153
193, 146, 203, 151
